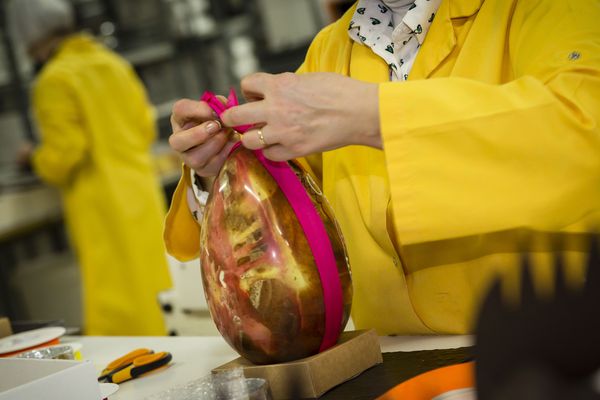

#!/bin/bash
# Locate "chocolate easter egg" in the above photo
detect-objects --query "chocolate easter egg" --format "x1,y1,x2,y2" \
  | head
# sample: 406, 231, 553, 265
199, 146, 352, 364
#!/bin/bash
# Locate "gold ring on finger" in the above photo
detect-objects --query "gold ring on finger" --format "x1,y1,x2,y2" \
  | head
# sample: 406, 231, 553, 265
257, 129, 267, 147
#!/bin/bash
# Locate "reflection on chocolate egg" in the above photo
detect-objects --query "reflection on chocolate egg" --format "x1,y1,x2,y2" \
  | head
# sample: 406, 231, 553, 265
199, 146, 352, 364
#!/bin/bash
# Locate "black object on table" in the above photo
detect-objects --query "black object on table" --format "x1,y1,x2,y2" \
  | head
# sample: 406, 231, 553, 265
321, 346, 473, 400
475, 238, 600, 400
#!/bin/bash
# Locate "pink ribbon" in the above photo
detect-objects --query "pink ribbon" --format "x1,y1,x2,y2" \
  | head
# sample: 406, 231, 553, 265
201, 89, 344, 352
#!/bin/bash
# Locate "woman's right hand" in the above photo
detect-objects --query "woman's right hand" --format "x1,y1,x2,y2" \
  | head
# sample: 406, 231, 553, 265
168, 98, 234, 177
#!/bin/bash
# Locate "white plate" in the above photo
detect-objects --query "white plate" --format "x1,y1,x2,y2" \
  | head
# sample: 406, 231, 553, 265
0, 327, 66, 355
99, 383, 119, 399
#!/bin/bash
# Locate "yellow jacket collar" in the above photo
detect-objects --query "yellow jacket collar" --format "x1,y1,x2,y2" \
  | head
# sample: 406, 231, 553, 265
448, 0, 484, 19
335, 0, 484, 80
338, 0, 483, 37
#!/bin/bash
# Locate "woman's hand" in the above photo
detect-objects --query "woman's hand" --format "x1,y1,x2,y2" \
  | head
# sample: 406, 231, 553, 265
168, 98, 234, 177
221, 72, 381, 161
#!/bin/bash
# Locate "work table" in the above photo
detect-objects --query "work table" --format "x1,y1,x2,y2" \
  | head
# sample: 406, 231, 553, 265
66, 334, 474, 399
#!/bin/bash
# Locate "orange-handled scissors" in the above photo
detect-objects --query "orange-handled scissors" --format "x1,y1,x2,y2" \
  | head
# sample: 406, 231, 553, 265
98, 348, 172, 384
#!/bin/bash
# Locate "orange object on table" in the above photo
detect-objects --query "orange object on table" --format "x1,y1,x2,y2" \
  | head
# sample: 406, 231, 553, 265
0, 338, 61, 358
377, 361, 475, 400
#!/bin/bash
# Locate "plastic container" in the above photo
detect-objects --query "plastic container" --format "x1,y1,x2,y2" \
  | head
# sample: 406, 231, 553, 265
144, 369, 271, 400
15, 344, 74, 360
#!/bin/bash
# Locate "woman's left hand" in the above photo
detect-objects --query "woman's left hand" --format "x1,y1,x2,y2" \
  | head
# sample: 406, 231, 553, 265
221, 72, 381, 161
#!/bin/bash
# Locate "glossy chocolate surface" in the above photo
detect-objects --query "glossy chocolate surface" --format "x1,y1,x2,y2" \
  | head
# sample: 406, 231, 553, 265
200, 147, 352, 364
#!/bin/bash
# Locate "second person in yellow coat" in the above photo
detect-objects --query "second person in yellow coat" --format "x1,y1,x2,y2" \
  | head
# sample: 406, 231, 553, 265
11, 0, 172, 335
166, 0, 600, 334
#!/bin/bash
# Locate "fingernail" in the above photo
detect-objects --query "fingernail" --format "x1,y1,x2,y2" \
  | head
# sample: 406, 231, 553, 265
182, 122, 195, 130
206, 121, 219, 135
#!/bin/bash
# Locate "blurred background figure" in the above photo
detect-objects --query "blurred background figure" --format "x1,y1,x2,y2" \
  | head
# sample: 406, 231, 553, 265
8, 0, 171, 335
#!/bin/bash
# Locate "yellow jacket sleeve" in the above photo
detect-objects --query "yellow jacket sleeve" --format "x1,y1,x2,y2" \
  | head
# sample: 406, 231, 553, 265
164, 165, 200, 261
381, 0, 600, 245
32, 72, 89, 188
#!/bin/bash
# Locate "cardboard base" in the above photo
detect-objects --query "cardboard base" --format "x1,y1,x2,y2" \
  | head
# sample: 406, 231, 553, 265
212, 329, 382, 399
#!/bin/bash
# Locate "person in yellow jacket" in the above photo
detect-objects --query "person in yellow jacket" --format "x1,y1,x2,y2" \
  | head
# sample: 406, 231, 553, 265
11, 0, 171, 335
166, 0, 600, 334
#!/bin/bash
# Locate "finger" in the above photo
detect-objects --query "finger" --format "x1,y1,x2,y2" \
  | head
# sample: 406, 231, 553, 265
261, 144, 297, 162
171, 99, 218, 132
195, 141, 235, 177
182, 96, 227, 130
181, 131, 230, 171
169, 120, 223, 152
240, 72, 273, 100
221, 101, 267, 128
242, 127, 280, 150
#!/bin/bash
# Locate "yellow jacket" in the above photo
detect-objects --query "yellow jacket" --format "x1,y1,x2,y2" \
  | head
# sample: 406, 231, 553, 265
165, 0, 600, 334
32, 34, 172, 335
